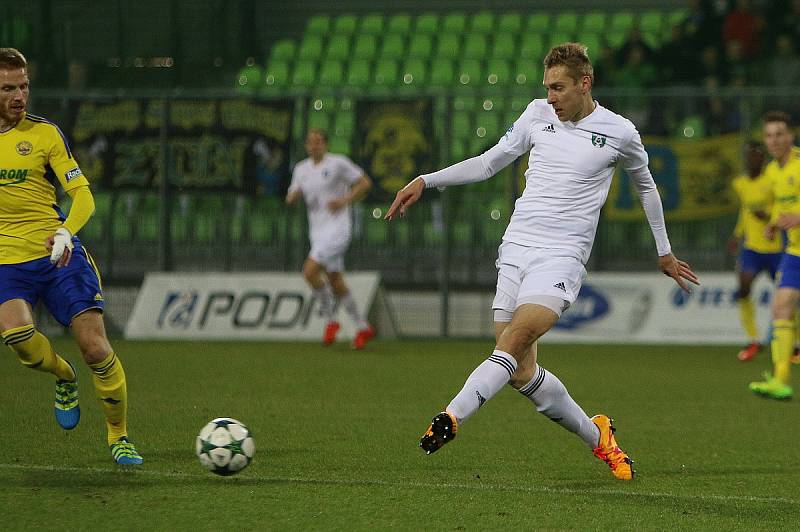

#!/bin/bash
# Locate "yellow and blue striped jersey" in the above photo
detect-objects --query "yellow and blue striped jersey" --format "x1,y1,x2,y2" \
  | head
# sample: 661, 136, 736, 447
732, 172, 782, 254
0, 112, 90, 264
766, 147, 800, 257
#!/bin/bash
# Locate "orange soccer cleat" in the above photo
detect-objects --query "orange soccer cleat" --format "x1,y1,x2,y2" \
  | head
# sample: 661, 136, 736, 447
419, 411, 458, 455
591, 414, 634, 480
351, 325, 375, 350
737, 342, 761, 362
322, 321, 340, 346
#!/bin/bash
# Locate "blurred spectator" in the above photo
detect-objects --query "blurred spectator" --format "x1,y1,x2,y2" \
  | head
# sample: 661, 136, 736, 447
723, 40, 751, 86
592, 43, 617, 87
611, 46, 658, 127
658, 24, 699, 83
764, 0, 800, 51
682, 0, 724, 51
615, 27, 656, 65
697, 46, 727, 84
768, 34, 800, 87
723, 0, 763, 59
703, 77, 742, 135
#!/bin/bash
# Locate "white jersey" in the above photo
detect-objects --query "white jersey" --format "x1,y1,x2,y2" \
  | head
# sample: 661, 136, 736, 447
498, 99, 650, 264
289, 153, 364, 243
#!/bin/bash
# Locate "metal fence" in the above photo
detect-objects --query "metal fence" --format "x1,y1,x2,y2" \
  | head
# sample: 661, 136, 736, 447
30, 86, 794, 288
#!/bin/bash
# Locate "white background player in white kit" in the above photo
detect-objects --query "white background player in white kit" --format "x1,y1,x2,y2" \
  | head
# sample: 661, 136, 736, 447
386, 43, 699, 480
286, 128, 376, 349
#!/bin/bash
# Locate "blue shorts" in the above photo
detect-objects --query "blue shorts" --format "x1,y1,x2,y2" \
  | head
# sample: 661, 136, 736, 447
738, 248, 781, 279
0, 239, 104, 327
777, 253, 800, 290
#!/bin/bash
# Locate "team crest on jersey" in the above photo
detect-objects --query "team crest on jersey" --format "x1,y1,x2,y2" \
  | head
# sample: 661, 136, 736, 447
591, 134, 607, 148
65, 166, 84, 182
15, 141, 33, 156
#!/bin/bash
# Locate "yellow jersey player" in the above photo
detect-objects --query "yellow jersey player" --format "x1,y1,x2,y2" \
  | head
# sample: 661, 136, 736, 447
750, 111, 800, 400
729, 141, 782, 361
0, 48, 142, 463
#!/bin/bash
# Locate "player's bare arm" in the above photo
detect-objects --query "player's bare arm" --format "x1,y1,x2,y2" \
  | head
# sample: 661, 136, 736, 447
285, 189, 301, 205
385, 176, 426, 220
776, 212, 800, 230
659, 253, 700, 293
329, 174, 372, 211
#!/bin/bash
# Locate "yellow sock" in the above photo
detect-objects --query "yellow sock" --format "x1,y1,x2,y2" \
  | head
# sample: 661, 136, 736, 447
2, 325, 75, 381
89, 351, 128, 445
771, 319, 794, 385
738, 297, 758, 341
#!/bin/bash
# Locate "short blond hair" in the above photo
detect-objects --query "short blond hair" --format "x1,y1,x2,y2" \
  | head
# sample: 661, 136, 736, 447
0, 47, 27, 70
543, 42, 594, 85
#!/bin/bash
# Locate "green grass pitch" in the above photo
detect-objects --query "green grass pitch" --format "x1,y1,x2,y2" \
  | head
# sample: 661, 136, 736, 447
2, 339, 800, 529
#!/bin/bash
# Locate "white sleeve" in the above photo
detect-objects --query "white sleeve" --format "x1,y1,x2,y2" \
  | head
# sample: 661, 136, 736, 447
421, 144, 519, 188
288, 166, 301, 194
337, 156, 365, 184
620, 128, 672, 256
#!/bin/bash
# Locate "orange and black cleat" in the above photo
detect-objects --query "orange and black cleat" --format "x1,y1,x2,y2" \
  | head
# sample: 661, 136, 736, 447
322, 321, 340, 346
591, 414, 634, 480
351, 325, 375, 349
737, 342, 761, 362
419, 411, 458, 455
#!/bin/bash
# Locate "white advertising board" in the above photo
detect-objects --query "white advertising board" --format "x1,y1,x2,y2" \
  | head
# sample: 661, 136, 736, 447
125, 272, 380, 340
545, 272, 774, 344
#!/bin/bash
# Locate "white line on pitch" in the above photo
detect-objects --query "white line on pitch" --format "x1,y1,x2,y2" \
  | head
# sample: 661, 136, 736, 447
0, 462, 796, 506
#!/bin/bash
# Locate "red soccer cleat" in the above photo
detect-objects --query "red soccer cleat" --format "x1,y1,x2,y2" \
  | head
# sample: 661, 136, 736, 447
351, 325, 375, 349
323, 321, 340, 346
737, 342, 761, 362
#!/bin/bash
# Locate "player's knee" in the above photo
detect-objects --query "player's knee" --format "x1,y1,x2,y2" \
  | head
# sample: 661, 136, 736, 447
498, 325, 544, 360
77, 336, 112, 364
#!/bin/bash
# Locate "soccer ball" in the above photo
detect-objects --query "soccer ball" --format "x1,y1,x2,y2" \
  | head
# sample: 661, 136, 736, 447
195, 417, 255, 476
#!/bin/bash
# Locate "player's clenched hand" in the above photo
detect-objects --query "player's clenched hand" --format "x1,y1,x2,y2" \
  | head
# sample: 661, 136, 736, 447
46, 227, 74, 268
385, 177, 426, 220
658, 253, 699, 293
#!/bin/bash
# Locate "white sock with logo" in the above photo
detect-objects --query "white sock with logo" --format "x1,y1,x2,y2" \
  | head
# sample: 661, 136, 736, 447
312, 285, 335, 321
518, 365, 600, 448
340, 292, 369, 330
446, 350, 517, 424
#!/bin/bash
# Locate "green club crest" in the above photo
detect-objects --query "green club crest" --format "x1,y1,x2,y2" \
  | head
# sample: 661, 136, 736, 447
591, 134, 606, 148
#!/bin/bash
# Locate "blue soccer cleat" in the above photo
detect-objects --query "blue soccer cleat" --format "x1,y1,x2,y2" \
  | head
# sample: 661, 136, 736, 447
54, 361, 80, 430
110, 437, 143, 465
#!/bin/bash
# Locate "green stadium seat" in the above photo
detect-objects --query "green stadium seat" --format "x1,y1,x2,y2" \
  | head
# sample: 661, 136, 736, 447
639, 11, 663, 34
435, 34, 461, 59
379, 34, 405, 59
347, 60, 371, 86
609, 12, 635, 33
309, 95, 336, 113
307, 109, 331, 131
470, 11, 495, 33
497, 12, 522, 34
235, 64, 262, 93
491, 34, 516, 59
513, 60, 543, 86
546, 32, 573, 48
468, 134, 494, 155
268, 39, 296, 62
263, 60, 290, 89
291, 60, 317, 86
329, 136, 351, 155
510, 96, 530, 113
526, 13, 550, 33
442, 13, 467, 33
453, 95, 478, 112
642, 29, 661, 48
360, 14, 384, 35
298, 35, 324, 60
504, 109, 520, 126
485, 59, 512, 85
407, 34, 433, 58
387, 13, 412, 34
579, 33, 602, 56
667, 9, 687, 28
582, 12, 606, 33
415, 13, 439, 34
457, 59, 482, 86
333, 14, 358, 34
474, 112, 502, 140
306, 15, 330, 35
606, 31, 626, 48
450, 137, 467, 163
462, 34, 488, 59
554, 12, 579, 33
519, 34, 545, 60
325, 34, 350, 61
373, 59, 399, 85
400, 58, 427, 85
333, 110, 355, 137
452, 112, 472, 139
429, 58, 455, 86
353, 34, 378, 60
318, 60, 344, 86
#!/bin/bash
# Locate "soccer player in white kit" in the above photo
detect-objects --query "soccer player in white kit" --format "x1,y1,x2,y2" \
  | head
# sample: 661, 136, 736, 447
386, 43, 699, 480
286, 128, 376, 349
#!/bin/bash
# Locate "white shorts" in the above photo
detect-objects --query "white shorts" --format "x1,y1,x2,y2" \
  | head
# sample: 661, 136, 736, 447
309, 238, 349, 272
491, 242, 587, 322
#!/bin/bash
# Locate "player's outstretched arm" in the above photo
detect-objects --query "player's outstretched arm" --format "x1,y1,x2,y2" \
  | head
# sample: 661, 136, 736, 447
46, 185, 95, 268
385, 176, 425, 220
658, 253, 700, 293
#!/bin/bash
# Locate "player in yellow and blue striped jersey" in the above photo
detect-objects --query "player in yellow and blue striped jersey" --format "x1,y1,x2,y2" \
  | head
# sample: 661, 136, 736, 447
0, 48, 142, 463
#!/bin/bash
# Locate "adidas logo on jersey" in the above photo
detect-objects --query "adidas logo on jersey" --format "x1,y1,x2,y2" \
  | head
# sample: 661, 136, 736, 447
553, 282, 566, 292
542, 124, 556, 133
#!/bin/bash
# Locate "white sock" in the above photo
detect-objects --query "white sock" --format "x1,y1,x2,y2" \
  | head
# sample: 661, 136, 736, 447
446, 350, 517, 424
340, 292, 368, 329
312, 285, 335, 321
519, 365, 600, 448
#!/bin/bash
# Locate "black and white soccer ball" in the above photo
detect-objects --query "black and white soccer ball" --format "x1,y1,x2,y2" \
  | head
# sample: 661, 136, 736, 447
195, 417, 255, 476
